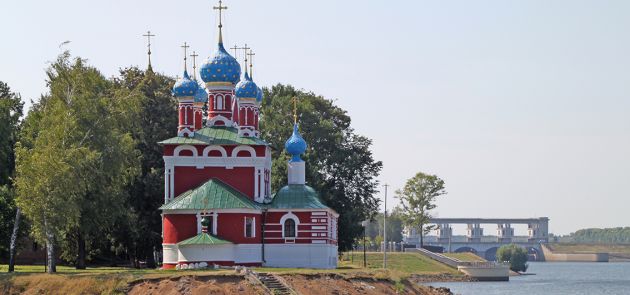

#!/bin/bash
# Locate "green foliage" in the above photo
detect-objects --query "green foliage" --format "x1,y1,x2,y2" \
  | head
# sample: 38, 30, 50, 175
496, 244, 528, 272
0, 81, 24, 258
110, 66, 177, 267
568, 227, 630, 244
365, 211, 404, 243
394, 281, 405, 294
260, 84, 383, 252
396, 172, 446, 246
0, 81, 23, 186
14, 52, 140, 268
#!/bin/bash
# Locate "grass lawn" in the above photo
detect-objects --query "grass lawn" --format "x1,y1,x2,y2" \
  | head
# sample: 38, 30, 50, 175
341, 252, 458, 275
443, 252, 486, 262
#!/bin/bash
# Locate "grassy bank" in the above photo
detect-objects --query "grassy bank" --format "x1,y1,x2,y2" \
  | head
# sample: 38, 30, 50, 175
548, 243, 630, 253
1, 253, 458, 294
442, 252, 486, 262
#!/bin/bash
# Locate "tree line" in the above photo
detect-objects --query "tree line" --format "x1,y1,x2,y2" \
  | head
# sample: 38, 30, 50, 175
555, 227, 630, 244
0, 52, 384, 273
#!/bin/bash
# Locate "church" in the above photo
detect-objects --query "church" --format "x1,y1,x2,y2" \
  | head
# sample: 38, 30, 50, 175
159, 1, 338, 269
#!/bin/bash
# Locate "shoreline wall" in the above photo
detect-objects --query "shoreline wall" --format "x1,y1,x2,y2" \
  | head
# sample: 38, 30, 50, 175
541, 244, 609, 262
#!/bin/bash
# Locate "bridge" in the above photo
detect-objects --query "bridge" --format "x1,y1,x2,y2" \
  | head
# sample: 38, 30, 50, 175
403, 217, 549, 261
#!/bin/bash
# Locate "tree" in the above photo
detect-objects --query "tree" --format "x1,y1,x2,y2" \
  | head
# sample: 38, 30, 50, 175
0, 81, 24, 271
496, 244, 528, 272
364, 212, 404, 243
396, 172, 446, 247
0, 81, 23, 186
260, 84, 382, 252
14, 52, 139, 272
110, 66, 177, 268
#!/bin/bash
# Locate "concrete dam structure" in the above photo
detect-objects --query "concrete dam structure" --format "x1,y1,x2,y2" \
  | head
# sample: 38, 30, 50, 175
404, 217, 550, 261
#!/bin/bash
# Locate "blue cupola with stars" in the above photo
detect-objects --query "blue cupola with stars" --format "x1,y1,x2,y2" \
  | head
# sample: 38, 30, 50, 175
285, 124, 307, 162
194, 82, 208, 103
199, 10, 240, 85
173, 70, 198, 97
235, 72, 258, 99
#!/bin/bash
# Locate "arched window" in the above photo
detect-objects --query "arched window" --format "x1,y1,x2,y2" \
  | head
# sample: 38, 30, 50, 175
216, 95, 223, 110
283, 219, 296, 238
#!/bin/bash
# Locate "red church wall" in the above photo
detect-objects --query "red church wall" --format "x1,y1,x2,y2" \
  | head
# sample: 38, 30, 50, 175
163, 214, 197, 244
174, 166, 254, 198
262, 211, 336, 244
216, 213, 262, 244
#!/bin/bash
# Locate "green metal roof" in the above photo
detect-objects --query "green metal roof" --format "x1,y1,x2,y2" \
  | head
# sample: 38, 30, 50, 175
267, 185, 330, 209
160, 179, 261, 210
158, 127, 268, 146
178, 233, 232, 246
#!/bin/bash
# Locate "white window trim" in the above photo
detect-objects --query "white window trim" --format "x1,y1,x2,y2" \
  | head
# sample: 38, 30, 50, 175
196, 212, 218, 235
280, 212, 299, 238
244, 216, 256, 238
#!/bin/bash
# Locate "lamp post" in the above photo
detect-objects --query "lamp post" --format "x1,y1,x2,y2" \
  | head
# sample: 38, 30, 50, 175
361, 220, 369, 268
383, 184, 389, 269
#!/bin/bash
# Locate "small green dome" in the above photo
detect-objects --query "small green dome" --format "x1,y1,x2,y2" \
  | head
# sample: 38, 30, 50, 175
201, 216, 211, 227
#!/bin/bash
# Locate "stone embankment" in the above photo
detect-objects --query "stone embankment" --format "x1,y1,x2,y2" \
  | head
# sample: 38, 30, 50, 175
541, 244, 609, 262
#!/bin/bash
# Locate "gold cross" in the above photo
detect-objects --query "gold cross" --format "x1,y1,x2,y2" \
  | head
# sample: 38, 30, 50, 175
142, 30, 155, 66
292, 96, 298, 124
190, 51, 199, 80
181, 42, 190, 71
241, 44, 251, 74
213, 0, 228, 28
247, 50, 255, 79
230, 44, 239, 57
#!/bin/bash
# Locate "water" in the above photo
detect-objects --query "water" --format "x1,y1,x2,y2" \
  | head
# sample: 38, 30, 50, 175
426, 262, 630, 295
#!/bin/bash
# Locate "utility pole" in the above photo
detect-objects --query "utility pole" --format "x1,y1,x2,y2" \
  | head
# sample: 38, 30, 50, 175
361, 220, 369, 268
383, 184, 389, 269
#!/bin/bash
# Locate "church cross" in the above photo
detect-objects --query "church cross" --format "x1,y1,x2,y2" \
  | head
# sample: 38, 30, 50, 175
190, 51, 199, 80
241, 44, 251, 74
142, 30, 155, 66
181, 42, 190, 71
247, 50, 255, 79
230, 44, 239, 57
213, 0, 228, 29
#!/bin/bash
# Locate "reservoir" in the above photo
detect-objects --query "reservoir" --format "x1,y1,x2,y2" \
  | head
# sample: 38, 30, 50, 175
427, 262, 630, 295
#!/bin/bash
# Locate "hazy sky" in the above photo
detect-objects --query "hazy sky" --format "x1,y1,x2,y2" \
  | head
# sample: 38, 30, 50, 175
1, 0, 629, 235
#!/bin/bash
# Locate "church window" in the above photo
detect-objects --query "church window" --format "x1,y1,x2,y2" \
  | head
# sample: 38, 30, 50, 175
284, 219, 296, 238
244, 217, 255, 238
216, 95, 224, 110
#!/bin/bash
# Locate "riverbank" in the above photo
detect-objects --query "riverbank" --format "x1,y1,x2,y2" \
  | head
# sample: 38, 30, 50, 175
1, 270, 460, 295
1, 252, 467, 295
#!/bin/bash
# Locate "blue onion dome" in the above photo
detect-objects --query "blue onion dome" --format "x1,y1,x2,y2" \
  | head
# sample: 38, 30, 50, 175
284, 124, 307, 162
172, 70, 198, 97
235, 72, 258, 99
193, 81, 208, 103
200, 43, 241, 84
255, 86, 263, 105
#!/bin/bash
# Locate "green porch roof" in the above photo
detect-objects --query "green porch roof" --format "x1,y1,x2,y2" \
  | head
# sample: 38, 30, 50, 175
267, 184, 330, 209
160, 179, 261, 210
178, 233, 232, 246
158, 127, 268, 146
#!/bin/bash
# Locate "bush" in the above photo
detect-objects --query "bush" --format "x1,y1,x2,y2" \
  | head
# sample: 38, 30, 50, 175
496, 244, 528, 272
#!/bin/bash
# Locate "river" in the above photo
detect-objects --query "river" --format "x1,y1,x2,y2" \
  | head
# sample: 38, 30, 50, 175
426, 262, 630, 295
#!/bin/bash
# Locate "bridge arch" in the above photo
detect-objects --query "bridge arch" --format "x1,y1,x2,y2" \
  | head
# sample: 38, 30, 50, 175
454, 246, 477, 254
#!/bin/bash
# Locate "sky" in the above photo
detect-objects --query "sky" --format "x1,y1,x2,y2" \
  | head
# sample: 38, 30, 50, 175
1, 0, 629, 235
